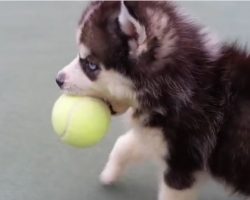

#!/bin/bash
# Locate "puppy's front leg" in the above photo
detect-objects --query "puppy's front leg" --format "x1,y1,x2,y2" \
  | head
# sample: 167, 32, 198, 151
100, 129, 145, 185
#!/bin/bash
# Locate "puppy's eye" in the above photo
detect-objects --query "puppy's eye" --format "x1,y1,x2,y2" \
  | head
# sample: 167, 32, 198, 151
88, 62, 99, 71
79, 56, 100, 81
79, 57, 100, 71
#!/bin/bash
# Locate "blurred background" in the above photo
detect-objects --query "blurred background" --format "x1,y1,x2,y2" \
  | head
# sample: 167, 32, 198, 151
0, 2, 249, 200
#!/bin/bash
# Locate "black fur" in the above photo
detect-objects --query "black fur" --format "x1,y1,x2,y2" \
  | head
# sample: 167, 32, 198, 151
80, 1, 250, 196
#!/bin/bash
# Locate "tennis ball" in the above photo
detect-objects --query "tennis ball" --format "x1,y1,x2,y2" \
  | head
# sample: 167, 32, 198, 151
51, 95, 111, 148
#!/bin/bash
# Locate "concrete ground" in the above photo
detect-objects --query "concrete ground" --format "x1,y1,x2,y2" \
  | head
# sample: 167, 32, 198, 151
0, 2, 249, 200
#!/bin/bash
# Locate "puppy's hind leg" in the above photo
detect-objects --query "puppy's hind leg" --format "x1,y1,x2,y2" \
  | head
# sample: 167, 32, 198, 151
100, 129, 145, 185
158, 171, 206, 200
158, 178, 198, 200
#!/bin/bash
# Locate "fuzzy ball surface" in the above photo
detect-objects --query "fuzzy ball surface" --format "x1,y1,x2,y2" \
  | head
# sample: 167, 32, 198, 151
52, 95, 111, 148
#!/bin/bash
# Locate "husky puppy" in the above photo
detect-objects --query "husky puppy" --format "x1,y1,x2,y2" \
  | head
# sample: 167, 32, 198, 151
56, 1, 250, 199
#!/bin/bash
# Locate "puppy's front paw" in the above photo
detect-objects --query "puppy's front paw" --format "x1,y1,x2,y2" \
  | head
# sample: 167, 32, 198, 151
99, 164, 121, 186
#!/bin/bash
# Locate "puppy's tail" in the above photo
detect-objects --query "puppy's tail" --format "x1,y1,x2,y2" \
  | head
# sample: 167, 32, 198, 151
219, 42, 250, 97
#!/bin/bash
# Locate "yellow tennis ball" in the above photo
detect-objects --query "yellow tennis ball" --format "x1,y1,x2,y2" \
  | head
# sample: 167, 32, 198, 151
51, 95, 111, 148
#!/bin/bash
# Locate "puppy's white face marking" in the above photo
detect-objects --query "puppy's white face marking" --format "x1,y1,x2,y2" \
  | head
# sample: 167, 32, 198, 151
58, 56, 93, 95
97, 69, 135, 103
79, 44, 90, 58
58, 42, 135, 114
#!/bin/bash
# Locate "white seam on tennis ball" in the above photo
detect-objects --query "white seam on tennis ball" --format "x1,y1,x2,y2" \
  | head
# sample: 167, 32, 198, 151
61, 98, 84, 139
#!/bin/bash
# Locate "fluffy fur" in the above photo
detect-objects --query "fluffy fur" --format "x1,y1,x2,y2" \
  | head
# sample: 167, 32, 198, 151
56, 1, 250, 199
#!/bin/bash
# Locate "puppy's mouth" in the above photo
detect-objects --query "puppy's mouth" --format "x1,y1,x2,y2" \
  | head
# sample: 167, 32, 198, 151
61, 89, 127, 115
103, 99, 130, 116
105, 101, 118, 115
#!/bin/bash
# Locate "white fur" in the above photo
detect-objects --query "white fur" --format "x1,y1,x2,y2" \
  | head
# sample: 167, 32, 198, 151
97, 68, 135, 104
58, 56, 93, 95
199, 27, 221, 60
100, 129, 144, 185
100, 114, 167, 185
119, 1, 146, 45
91, 68, 136, 113
79, 44, 90, 58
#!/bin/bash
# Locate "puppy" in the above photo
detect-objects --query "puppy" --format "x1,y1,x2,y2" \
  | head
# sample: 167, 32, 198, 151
56, 1, 250, 199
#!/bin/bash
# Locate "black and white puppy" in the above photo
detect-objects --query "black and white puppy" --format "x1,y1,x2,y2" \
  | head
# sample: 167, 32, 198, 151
56, 1, 250, 199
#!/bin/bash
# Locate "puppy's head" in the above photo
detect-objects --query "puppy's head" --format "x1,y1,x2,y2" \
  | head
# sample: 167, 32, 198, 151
56, 1, 178, 114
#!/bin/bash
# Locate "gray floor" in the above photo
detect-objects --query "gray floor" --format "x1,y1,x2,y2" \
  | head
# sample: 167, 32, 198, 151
0, 2, 249, 200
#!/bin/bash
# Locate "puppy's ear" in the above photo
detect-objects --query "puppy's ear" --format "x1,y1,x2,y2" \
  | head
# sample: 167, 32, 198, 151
118, 1, 146, 45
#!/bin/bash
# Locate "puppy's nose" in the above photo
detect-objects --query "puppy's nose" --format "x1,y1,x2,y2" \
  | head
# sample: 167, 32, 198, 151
56, 72, 65, 88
